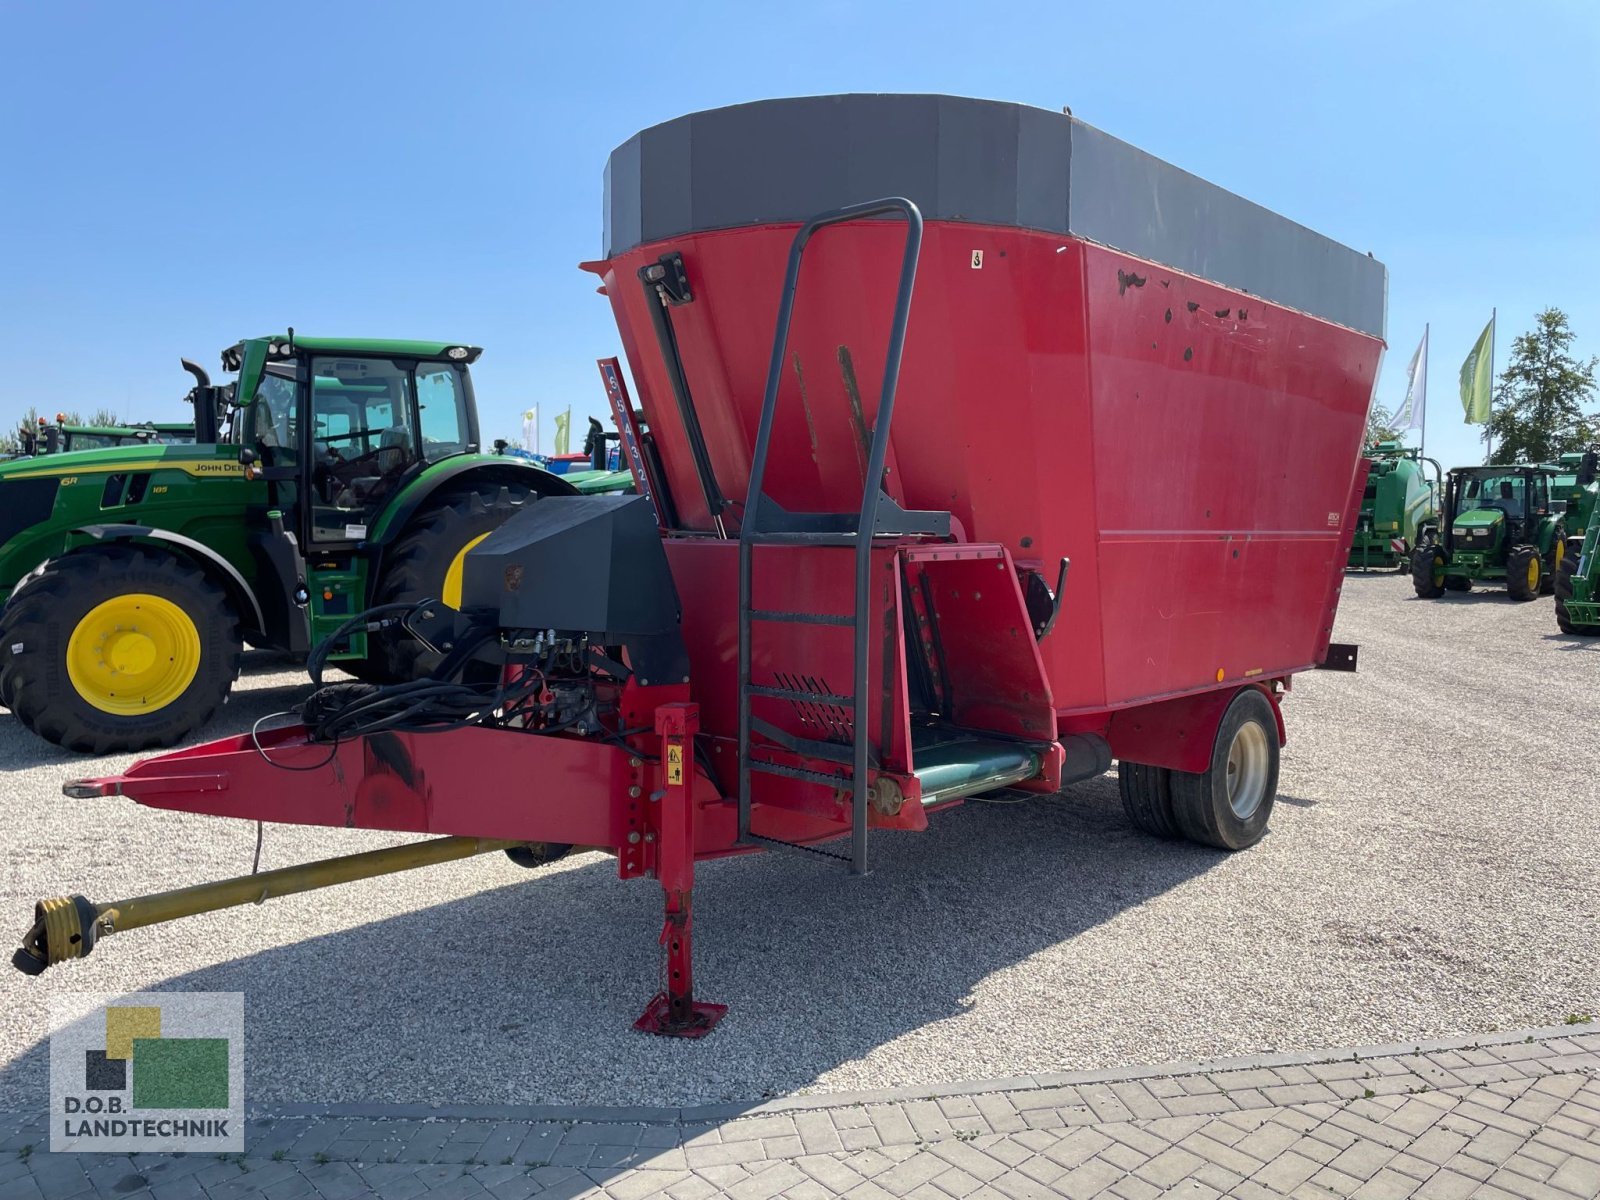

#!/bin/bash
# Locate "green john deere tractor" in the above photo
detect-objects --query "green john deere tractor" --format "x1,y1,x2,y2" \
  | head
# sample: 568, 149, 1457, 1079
1349, 440, 1442, 570
0, 334, 582, 753
1411, 465, 1567, 602
18, 419, 195, 456
1554, 449, 1599, 634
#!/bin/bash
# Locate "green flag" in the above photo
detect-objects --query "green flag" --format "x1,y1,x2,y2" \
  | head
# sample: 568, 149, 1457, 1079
1459, 315, 1494, 424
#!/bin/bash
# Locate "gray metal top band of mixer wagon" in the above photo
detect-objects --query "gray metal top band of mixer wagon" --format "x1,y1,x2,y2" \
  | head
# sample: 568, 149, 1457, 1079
604, 93, 1388, 339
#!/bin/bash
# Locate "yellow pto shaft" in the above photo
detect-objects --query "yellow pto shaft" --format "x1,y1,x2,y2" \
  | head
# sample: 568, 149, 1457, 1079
12, 836, 521, 975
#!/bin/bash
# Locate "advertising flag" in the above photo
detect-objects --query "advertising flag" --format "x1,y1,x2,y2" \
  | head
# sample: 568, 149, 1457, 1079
1459, 316, 1495, 425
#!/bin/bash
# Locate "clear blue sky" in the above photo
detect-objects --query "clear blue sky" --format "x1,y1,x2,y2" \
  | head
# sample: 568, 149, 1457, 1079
2, 0, 1596, 473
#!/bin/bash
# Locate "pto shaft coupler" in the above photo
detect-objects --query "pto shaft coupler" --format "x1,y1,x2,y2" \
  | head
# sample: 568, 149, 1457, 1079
12, 836, 521, 976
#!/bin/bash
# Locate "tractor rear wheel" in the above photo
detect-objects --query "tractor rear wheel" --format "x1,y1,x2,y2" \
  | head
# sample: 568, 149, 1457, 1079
1117, 761, 1180, 839
1411, 545, 1446, 598
1169, 688, 1279, 851
1506, 545, 1541, 601
1555, 536, 1590, 634
0, 545, 240, 753
363, 482, 536, 682
1541, 525, 1566, 596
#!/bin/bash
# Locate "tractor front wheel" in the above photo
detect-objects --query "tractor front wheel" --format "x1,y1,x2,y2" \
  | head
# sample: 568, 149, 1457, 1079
1117, 761, 1180, 839
364, 482, 536, 682
0, 546, 240, 753
1555, 536, 1590, 634
1169, 688, 1280, 851
1506, 545, 1541, 601
1411, 545, 1446, 598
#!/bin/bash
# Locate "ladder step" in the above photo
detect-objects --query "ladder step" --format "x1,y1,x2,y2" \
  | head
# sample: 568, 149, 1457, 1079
748, 609, 856, 627
746, 758, 854, 788
745, 683, 854, 707
739, 831, 853, 864
750, 716, 862, 766
744, 531, 862, 547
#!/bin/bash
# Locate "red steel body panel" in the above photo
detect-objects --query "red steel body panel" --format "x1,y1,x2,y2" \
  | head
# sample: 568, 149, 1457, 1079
597, 221, 1380, 721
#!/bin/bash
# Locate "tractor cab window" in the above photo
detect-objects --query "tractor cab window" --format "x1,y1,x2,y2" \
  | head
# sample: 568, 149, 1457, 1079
1460, 474, 1529, 519
250, 369, 300, 468
416, 364, 470, 461
308, 356, 419, 542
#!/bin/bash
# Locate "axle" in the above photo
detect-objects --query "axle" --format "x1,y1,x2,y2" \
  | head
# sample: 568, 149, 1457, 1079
12, 836, 520, 976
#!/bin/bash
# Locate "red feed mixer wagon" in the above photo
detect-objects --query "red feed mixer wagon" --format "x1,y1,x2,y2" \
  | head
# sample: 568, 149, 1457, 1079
16, 95, 1381, 1036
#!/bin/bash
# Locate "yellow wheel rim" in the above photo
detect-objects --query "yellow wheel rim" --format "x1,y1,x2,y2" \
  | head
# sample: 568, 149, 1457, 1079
442, 533, 491, 609
1432, 558, 1445, 588
1528, 558, 1541, 590
66, 594, 201, 715
1554, 541, 1564, 570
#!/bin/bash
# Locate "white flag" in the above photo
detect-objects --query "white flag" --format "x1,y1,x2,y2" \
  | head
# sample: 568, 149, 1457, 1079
521, 406, 539, 454
1395, 327, 1427, 431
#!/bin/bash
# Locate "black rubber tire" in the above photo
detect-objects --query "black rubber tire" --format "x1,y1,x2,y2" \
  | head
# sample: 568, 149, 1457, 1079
1169, 688, 1280, 851
364, 483, 536, 682
1117, 761, 1180, 839
0, 545, 240, 754
1506, 545, 1540, 601
1540, 524, 1566, 596
1411, 545, 1445, 598
1555, 536, 1592, 634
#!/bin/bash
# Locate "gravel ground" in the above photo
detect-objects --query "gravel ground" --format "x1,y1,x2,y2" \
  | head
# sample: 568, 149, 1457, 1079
0, 577, 1596, 1112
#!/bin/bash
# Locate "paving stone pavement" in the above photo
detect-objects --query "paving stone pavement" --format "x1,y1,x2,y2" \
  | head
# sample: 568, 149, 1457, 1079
3, 1024, 1597, 1199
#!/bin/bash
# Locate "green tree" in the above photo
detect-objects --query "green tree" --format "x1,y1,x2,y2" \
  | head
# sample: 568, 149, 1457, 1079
1366, 402, 1403, 447
1487, 308, 1598, 465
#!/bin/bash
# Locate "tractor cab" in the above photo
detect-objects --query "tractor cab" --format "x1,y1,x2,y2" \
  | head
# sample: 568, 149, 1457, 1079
223, 335, 481, 548
1446, 467, 1551, 549
1551, 449, 1599, 537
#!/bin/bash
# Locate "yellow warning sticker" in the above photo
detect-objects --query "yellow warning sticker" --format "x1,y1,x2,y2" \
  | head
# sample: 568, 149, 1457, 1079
666, 744, 684, 786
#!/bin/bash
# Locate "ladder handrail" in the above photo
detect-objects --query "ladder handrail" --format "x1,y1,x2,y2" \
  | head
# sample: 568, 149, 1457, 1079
738, 197, 923, 876
743, 197, 924, 536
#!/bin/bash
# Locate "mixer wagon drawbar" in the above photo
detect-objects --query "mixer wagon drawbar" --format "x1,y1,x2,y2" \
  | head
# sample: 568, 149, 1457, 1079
14, 96, 1380, 1036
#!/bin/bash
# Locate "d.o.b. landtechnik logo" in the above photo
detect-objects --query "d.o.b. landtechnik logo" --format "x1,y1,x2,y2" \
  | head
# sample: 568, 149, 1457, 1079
49, 993, 243, 1152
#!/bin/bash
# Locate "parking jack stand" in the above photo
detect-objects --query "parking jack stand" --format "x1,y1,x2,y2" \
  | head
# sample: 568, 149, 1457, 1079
634, 701, 727, 1037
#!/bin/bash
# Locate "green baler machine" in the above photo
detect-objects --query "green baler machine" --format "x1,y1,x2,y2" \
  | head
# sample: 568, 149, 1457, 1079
1349, 440, 1441, 570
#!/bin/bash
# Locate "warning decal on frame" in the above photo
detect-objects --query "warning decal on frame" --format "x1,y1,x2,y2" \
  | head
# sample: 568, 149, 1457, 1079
666, 744, 684, 786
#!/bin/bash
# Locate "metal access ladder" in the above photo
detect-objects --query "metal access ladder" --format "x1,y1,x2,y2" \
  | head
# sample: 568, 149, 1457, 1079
735, 198, 951, 874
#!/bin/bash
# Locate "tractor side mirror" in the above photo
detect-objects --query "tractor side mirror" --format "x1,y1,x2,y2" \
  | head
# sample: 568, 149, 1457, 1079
238, 447, 264, 480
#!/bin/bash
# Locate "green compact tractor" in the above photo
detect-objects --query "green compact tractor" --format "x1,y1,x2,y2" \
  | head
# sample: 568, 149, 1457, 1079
0, 334, 582, 753
1554, 449, 1600, 634
1349, 440, 1441, 570
1411, 464, 1567, 601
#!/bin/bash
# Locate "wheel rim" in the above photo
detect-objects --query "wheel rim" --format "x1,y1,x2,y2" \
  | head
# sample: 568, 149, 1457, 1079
1554, 541, 1564, 570
66, 594, 201, 716
1224, 720, 1271, 820
1431, 556, 1445, 587
442, 533, 492, 609
1527, 557, 1540, 591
